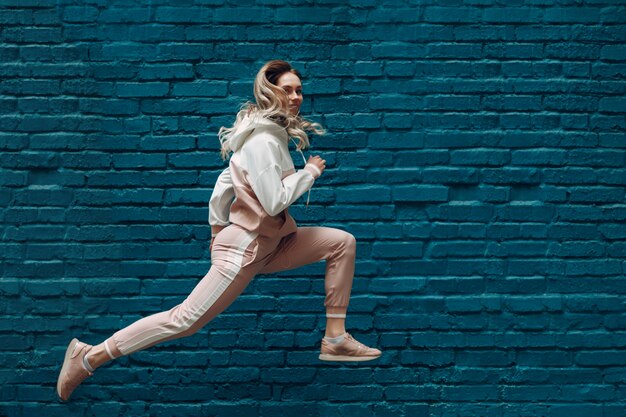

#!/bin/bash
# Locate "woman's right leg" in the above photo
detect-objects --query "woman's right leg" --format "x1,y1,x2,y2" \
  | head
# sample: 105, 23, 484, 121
57, 225, 270, 400
89, 262, 258, 369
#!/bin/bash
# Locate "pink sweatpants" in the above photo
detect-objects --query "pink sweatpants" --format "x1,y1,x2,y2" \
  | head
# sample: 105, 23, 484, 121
104, 225, 356, 358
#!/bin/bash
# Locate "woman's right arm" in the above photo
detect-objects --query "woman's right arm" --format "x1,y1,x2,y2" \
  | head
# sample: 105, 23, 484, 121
243, 138, 323, 217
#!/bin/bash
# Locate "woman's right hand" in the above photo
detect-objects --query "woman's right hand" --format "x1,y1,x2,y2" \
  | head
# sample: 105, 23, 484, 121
307, 155, 326, 177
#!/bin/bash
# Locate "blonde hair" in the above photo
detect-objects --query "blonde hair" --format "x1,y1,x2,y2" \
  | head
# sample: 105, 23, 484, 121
218, 60, 326, 161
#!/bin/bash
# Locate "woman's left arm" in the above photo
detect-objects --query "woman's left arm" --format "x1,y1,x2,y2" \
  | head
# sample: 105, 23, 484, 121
208, 166, 235, 237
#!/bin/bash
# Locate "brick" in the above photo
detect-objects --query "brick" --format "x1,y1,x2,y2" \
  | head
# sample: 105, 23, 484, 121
0, 9, 32, 24
111, 153, 166, 169
371, 42, 426, 58
117, 82, 170, 97
483, 8, 543, 23
335, 185, 391, 203
427, 43, 482, 59
546, 43, 601, 60
367, 131, 424, 150
99, 8, 152, 23
329, 385, 383, 401
424, 7, 481, 23
136, 64, 194, 80
552, 405, 606, 417
371, 242, 423, 258
171, 80, 228, 97
275, 7, 333, 23
599, 96, 626, 113
62, 6, 98, 23
601, 45, 626, 62
544, 7, 601, 23
154, 7, 212, 23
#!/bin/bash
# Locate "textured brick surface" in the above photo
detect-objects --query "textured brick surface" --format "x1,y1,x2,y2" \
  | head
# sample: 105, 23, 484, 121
1, 0, 626, 416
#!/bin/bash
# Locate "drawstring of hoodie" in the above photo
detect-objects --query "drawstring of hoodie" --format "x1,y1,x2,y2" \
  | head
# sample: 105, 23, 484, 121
290, 137, 311, 210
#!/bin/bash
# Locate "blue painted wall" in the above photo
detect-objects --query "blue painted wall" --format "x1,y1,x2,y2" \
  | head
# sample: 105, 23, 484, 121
1, 0, 626, 416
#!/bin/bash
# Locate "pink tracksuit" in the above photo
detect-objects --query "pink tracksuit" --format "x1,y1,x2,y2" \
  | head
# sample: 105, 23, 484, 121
103, 113, 356, 358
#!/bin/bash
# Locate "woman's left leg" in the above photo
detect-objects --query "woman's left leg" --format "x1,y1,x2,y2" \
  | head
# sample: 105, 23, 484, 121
259, 226, 381, 361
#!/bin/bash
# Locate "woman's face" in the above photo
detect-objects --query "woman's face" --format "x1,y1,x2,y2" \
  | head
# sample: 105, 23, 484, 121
276, 71, 302, 116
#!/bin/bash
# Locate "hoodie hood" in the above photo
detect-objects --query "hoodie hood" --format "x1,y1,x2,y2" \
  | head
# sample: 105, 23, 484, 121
225, 113, 288, 153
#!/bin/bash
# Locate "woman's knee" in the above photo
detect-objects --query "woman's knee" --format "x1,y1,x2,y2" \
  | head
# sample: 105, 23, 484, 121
169, 305, 201, 335
176, 322, 203, 338
345, 231, 356, 252
330, 229, 356, 255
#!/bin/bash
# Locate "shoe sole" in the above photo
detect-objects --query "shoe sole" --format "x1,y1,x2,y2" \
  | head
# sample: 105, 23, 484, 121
56, 338, 79, 401
319, 353, 381, 362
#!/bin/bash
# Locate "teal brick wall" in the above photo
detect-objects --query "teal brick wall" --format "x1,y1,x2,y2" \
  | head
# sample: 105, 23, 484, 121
1, 0, 626, 416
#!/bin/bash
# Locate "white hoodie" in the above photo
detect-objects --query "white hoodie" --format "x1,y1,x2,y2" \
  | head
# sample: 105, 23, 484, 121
208, 112, 322, 239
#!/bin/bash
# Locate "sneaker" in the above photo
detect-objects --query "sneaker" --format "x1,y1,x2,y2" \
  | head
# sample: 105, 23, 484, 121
56, 338, 94, 401
319, 332, 382, 362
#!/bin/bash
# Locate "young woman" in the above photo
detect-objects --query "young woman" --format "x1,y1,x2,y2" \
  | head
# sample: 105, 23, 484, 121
56, 59, 381, 402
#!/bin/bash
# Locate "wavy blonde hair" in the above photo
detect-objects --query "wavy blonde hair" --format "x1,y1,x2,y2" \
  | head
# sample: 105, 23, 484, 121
218, 60, 326, 161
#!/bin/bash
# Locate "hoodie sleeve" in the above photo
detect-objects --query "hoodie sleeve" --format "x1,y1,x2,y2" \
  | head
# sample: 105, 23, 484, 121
208, 166, 235, 230
244, 138, 319, 217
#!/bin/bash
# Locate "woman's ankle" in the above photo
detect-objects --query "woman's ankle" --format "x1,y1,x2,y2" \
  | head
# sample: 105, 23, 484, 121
86, 344, 112, 370
324, 324, 346, 338
325, 316, 346, 338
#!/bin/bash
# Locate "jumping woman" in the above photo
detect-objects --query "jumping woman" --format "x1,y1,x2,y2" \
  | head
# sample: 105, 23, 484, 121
56, 59, 381, 402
